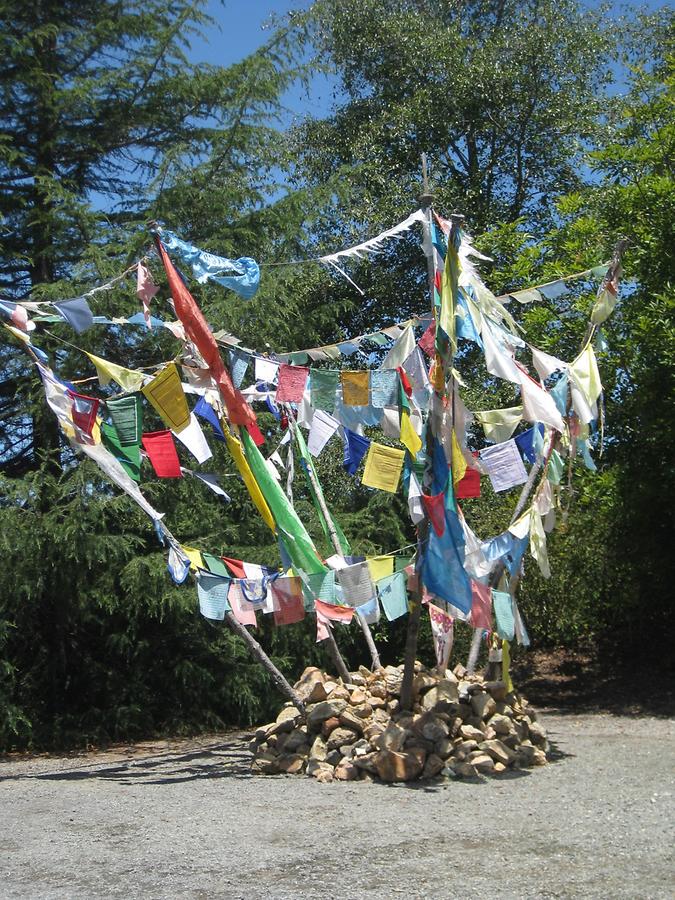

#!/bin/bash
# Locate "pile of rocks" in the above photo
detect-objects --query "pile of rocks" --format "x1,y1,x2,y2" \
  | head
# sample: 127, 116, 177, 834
250, 662, 549, 783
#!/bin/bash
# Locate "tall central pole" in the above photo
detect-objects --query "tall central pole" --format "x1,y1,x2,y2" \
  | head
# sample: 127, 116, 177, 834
400, 154, 438, 711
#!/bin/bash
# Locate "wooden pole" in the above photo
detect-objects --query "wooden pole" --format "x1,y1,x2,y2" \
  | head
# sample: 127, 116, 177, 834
400, 154, 437, 711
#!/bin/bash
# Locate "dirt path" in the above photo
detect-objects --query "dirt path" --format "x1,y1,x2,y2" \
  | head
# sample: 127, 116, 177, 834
1, 711, 673, 899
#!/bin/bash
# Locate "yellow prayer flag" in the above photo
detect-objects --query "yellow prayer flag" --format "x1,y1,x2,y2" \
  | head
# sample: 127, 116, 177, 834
451, 429, 468, 486
224, 429, 275, 532
439, 235, 460, 347
569, 343, 602, 406
430, 354, 445, 391
367, 555, 395, 583
502, 639, 514, 693
142, 363, 190, 433
182, 546, 204, 571
399, 410, 422, 457
474, 406, 523, 443
361, 442, 405, 493
341, 370, 370, 406
87, 353, 146, 393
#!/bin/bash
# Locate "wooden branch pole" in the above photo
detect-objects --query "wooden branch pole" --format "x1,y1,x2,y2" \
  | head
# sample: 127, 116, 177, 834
400, 153, 437, 712
286, 415, 356, 681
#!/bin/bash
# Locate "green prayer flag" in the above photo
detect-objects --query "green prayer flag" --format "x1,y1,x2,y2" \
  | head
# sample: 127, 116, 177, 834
240, 428, 326, 575
295, 425, 351, 555
310, 369, 339, 413
203, 553, 230, 577
101, 422, 142, 482
106, 394, 143, 446
547, 449, 565, 485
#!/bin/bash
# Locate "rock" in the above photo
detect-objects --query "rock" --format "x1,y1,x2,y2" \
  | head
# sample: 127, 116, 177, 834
515, 743, 536, 767
373, 721, 409, 752
528, 721, 548, 747
309, 735, 327, 762
484, 680, 508, 701
478, 739, 516, 766
449, 760, 477, 778
471, 692, 497, 721
435, 738, 454, 759
532, 748, 548, 766
295, 667, 327, 703
387, 699, 400, 714
251, 751, 279, 775
363, 723, 385, 744
331, 686, 351, 701
325, 749, 342, 766
412, 672, 437, 696
321, 717, 341, 738
339, 708, 366, 734
350, 703, 373, 719
470, 753, 496, 773
493, 762, 507, 774
488, 713, 514, 736
352, 751, 380, 774
420, 716, 450, 743
460, 724, 485, 742
384, 674, 403, 696
358, 665, 372, 680
334, 759, 359, 781
453, 663, 467, 679
307, 699, 348, 728
422, 754, 445, 779
368, 696, 387, 710
326, 726, 358, 751
283, 726, 309, 753
254, 724, 273, 743
457, 703, 473, 722
323, 680, 338, 696
421, 679, 459, 712
349, 689, 368, 706
455, 739, 479, 755
349, 673, 367, 687
372, 708, 389, 724
314, 767, 334, 783
277, 754, 306, 775
375, 747, 426, 782
307, 758, 334, 778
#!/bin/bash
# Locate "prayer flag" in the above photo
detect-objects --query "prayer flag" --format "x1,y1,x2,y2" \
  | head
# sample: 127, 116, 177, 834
168, 545, 191, 584
228, 581, 257, 627
307, 409, 340, 456
361, 442, 405, 493
193, 396, 225, 441
400, 410, 422, 457
492, 590, 515, 640
370, 370, 399, 408
429, 602, 454, 671
422, 492, 446, 537
418, 319, 436, 356
68, 390, 99, 440
229, 350, 249, 388
474, 406, 523, 444
343, 428, 371, 475
203, 553, 231, 576
367, 555, 395, 583
381, 323, 415, 370
196, 570, 231, 621
54, 297, 94, 333
173, 412, 212, 464
310, 369, 339, 412
271, 576, 305, 626
455, 464, 481, 499
101, 422, 141, 482
87, 353, 146, 393
276, 364, 309, 403
314, 597, 354, 624
377, 572, 408, 621
142, 363, 191, 433
106, 394, 143, 446
182, 546, 204, 570
137, 262, 159, 329
142, 430, 182, 478
337, 562, 376, 608
341, 370, 370, 406
470, 580, 492, 630
479, 440, 528, 492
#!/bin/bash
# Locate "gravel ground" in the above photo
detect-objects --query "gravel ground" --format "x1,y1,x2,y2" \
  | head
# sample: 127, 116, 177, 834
1, 711, 673, 900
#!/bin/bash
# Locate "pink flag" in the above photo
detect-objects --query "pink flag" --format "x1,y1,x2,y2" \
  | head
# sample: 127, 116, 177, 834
316, 610, 332, 642
428, 602, 454, 670
137, 262, 159, 330
418, 319, 436, 356
314, 597, 354, 624
271, 576, 305, 626
470, 580, 492, 630
228, 581, 257, 627
276, 364, 309, 403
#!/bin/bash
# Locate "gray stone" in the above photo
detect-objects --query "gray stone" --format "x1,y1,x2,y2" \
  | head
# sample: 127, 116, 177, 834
460, 724, 485, 742
309, 735, 327, 762
421, 679, 459, 712
375, 747, 426, 782
471, 692, 497, 720
478, 739, 516, 766
326, 726, 358, 751
422, 754, 445, 779
488, 713, 514, 736
373, 721, 409, 752
307, 699, 348, 728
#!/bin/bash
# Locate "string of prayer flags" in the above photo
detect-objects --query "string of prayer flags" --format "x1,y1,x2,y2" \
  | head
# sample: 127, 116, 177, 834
474, 406, 523, 444
310, 369, 338, 412
530, 346, 567, 381
400, 410, 422, 457
173, 413, 212, 464
377, 571, 408, 621
276, 364, 309, 403
220, 556, 247, 578
307, 409, 340, 456
136, 261, 159, 329
407, 470, 425, 524
428, 602, 454, 671
155, 236, 255, 429
87, 352, 147, 393
271, 576, 305, 626
337, 561, 376, 608
343, 428, 371, 475
68, 390, 99, 441
196, 570, 232, 621
450, 430, 468, 486
420, 507, 472, 614
361, 442, 405, 493
470, 580, 492, 630
370, 369, 399, 408
569, 343, 602, 418
538, 279, 567, 300
479, 439, 528, 492
142, 429, 182, 478
340, 370, 370, 406
422, 493, 446, 537
54, 297, 94, 333
202, 554, 230, 577
380, 405, 400, 439
103, 394, 142, 448
101, 422, 142, 482
492, 590, 515, 640
142, 363, 191, 432
0, 299, 30, 331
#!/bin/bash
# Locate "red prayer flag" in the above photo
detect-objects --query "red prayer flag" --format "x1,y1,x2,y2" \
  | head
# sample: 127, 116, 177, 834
397, 366, 413, 397
470, 579, 492, 630
154, 237, 255, 429
272, 576, 305, 626
314, 597, 354, 624
221, 556, 246, 578
456, 465, 481, 499
422, 492, 446, 537
275, 364, 309, 403
245, 420, 266, 447
142, 430, 182, 478
418, 320, 436, 356
68, 390, 99, 440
